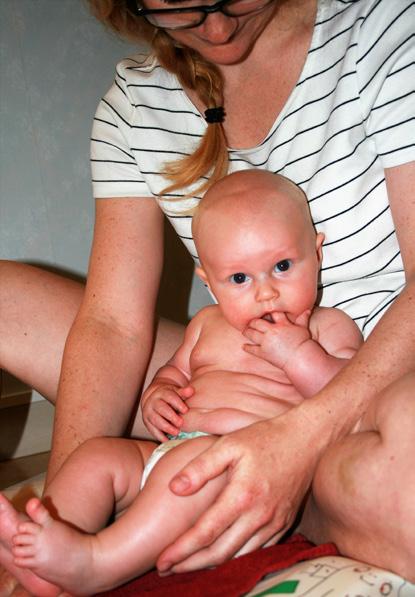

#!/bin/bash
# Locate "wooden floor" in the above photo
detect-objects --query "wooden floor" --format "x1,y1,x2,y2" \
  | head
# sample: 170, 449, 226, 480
0, 452, 49, 490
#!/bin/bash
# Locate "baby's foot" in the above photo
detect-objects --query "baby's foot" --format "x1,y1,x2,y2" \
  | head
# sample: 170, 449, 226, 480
13, 497, 95, 595
0, 493, 60, 597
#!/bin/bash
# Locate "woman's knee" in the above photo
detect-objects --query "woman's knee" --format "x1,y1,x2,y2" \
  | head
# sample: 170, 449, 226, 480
310, 374, 415, 562
370, 372, 415, 441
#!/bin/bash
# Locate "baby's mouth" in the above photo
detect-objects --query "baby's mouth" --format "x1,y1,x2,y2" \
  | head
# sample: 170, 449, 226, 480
261, 313, 274, 323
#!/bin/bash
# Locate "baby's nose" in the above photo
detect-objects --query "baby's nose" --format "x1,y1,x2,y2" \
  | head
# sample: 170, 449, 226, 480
255, 280, 278, 302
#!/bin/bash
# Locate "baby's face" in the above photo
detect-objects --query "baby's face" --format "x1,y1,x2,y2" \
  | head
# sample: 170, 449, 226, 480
197, 206, 323, 332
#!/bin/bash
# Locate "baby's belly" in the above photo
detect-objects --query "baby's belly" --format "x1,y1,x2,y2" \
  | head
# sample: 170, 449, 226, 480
184, 370, 303, 421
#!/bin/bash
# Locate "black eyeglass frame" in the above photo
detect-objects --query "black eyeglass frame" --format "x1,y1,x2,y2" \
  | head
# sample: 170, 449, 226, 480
131, 0, 274, 30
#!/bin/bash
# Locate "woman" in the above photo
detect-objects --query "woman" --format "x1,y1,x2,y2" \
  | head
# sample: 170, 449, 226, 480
0, 0, 414, 588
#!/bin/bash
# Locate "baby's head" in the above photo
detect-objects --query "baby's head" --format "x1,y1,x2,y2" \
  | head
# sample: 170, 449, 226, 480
192, 170, 324, 331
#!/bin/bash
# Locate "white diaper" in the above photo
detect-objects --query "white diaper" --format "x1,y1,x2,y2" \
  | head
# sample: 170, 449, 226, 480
140, 431, 209, 489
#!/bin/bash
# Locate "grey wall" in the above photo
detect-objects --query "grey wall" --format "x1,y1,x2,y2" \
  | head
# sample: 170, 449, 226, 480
0, 0, 210, 320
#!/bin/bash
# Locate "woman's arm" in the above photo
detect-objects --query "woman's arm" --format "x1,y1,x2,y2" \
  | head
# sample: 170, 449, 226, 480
46, 196, 164, 484
156, 162, 415, 573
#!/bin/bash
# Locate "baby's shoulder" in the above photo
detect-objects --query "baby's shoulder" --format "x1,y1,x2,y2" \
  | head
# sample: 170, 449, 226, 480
310, 306, 363, 352
310, 305, 349, 323
192, 304, 222, 325
310, 305, 355, 332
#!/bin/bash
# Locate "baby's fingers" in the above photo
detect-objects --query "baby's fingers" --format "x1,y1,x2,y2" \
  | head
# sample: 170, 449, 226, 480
147, 415, 178, 442
154, 398, 184, 426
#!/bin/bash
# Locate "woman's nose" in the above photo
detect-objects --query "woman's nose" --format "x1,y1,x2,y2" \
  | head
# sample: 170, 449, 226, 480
198, 13, 237, 44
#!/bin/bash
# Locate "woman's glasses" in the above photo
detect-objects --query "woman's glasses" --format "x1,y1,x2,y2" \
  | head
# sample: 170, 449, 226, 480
132, 0, 275, 31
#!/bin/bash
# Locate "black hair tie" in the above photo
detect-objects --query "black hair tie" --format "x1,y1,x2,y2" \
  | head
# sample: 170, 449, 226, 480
204, 107, 225, 124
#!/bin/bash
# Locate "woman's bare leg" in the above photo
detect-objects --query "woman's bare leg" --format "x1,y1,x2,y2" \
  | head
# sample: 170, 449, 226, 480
0, 260, 185, 419
300, 372, 415, 581
0, 261, 83, 400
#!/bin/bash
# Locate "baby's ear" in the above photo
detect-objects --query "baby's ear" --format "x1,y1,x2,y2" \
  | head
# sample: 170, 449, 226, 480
315, 232, 325, 264
195, 266, 210, 288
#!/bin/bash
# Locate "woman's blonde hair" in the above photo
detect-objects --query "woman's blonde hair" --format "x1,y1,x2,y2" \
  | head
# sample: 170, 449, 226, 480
88, 0, 229, 197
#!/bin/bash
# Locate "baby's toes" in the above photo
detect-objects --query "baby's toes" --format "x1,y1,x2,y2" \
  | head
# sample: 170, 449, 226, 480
25, 498, 52, 527
16, 521, 41, 538
11, 542, 36, 560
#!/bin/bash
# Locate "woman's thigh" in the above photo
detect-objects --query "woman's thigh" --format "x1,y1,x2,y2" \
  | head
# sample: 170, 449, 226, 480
300, 373, 415, 581
0, 260, 185, 408
0, 261, 84, 400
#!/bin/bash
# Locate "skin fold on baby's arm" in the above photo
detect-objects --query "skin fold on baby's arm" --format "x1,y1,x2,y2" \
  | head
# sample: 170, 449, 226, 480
243, 307, 363, 398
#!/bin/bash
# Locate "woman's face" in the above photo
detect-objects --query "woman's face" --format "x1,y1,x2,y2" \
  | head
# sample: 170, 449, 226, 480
144, 0, 279, 65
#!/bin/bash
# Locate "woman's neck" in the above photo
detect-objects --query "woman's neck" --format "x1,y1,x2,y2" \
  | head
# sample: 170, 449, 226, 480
219, 0, 318, 149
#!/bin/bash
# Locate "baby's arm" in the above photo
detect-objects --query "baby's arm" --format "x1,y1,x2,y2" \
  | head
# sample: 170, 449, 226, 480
141, 315, 203, 441
244, 308, 362, 398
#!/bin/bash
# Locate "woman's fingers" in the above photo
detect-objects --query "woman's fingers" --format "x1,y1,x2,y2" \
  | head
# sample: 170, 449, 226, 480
158, 495, 289, 573
157, 426, 288, 572
157, 412, 320, 574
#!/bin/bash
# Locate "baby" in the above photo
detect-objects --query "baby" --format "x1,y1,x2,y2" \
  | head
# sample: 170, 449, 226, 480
0, 170, 362, 596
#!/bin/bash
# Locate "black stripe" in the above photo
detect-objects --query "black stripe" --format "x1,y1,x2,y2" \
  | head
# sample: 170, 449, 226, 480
368, 116, 415, 139
332, 289, 396, 309
130, 147, 189, 156
364, 251, 401, 278
362, 294, 398, 331
279, 123, 366, 182
311, 173, 382, 216
359, 34, 414, 94
323, 204, 390, 246
371, 89, 414, 113
91, 159, 137, 165
91, 178, 145, 183
114, 78, 128, 98
297, 44, 357, 87
358, 2, 414, 65
167, 215, 194, 220
379, 143, 415, 158
91, 138, 135, 160
132, 103, 201, 117
127, 83, 183, 92
103, 98, 202, 138
131, 125, 202, 138
260, 96, 359, 160
93, 117, 117, 129
102, 98, 132, 129
321, 230, 395, 272
309, 21, 363, 55
314, 2, 352, 27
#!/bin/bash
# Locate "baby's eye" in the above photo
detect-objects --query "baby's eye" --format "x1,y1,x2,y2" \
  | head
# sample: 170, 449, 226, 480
230, 272, 248, 284
274, 260, 291, 273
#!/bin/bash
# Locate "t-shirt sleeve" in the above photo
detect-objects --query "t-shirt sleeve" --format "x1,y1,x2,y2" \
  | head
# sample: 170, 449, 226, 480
90, 62, 153, 199
357, 0, 415, 169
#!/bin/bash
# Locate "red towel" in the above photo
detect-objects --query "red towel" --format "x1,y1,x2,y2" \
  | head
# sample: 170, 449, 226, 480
98, 534, 338, 596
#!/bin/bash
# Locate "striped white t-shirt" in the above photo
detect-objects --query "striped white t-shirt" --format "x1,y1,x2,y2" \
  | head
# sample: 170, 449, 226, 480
91, 0, 415, 338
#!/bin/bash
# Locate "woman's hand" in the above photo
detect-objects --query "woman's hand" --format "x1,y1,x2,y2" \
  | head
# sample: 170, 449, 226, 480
142, 384, 193, 442
156, 407, 324, 573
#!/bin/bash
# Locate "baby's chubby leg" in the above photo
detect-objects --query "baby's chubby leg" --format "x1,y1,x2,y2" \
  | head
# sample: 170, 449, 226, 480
14, 435, 224, 595
42, 436, 158, 532
1, 436, 157, 596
